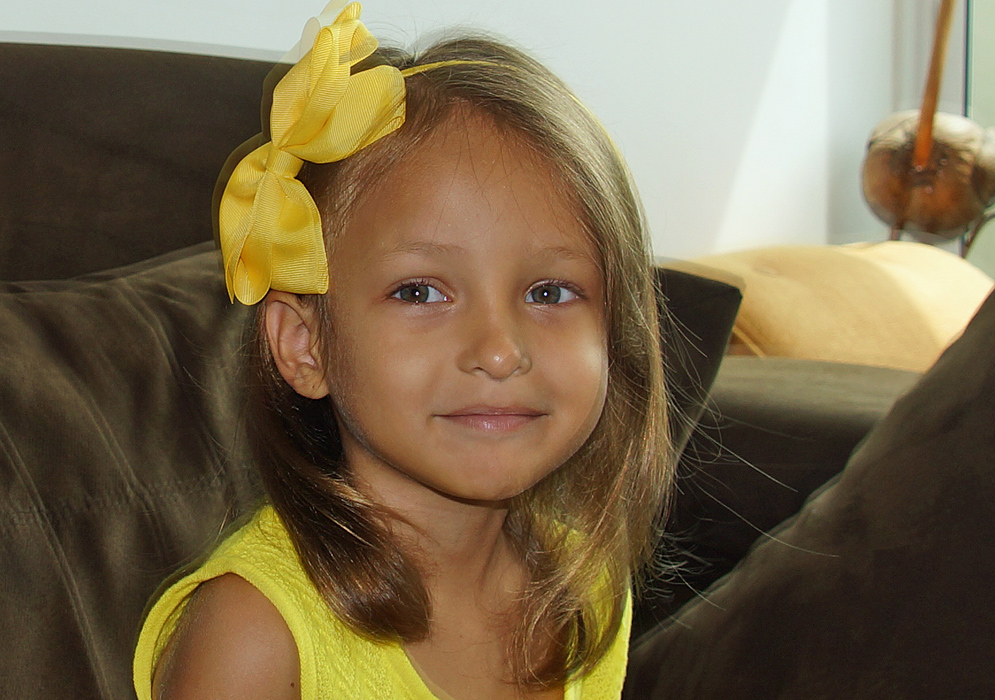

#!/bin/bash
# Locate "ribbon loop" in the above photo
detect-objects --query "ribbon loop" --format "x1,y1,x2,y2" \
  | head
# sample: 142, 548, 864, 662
218, 1, 405, 305
217, 2, 499, 305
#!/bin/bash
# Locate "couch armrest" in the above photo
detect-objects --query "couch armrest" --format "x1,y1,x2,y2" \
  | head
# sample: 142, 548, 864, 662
633, 356, 920, 637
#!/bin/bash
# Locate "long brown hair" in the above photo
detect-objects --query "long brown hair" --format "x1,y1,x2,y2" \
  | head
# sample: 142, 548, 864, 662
245, 35, 673, 688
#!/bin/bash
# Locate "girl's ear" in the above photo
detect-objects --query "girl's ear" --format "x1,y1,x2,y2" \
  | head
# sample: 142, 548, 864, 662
263, 291, 331, 400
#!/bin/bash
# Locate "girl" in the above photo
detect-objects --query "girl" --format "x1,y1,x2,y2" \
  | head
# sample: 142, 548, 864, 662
134, 3, 672, 699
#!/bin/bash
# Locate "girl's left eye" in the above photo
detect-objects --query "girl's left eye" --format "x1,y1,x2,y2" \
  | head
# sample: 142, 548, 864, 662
392, 283, 447, 304
526, 284, 578, 305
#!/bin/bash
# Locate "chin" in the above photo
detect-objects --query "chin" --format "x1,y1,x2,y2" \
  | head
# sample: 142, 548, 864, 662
426, 472, 526, 504
440, 483, 527, 506
437, 466, 557, 505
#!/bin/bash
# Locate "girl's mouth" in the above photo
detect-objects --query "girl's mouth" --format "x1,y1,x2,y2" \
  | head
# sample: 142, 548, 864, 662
438, 406, 546, 432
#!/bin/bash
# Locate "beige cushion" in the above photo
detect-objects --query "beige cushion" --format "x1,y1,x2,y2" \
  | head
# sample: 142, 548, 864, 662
691, 241, 994, 373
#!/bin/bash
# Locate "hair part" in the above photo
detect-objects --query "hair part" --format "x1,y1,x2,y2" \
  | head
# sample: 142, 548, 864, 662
246, 35, 674, 688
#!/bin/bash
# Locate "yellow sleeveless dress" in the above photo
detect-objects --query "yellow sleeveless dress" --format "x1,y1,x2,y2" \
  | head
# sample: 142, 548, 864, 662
133, 506, 630, 700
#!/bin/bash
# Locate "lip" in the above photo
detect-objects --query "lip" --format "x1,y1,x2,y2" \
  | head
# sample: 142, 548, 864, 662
438, 405, 547, 432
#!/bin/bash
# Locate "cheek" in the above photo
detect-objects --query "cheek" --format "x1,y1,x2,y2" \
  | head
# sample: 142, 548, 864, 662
541, 323, 609, 428
325, 312, 446, 418
575, 343, 610, 428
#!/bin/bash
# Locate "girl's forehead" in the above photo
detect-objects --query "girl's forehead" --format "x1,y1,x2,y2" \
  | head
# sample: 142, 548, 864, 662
334, 115, 598, 264
394, 114, 550, 189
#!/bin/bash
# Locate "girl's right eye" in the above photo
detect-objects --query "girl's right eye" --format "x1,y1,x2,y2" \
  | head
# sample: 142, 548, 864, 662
392, 283, 447, 304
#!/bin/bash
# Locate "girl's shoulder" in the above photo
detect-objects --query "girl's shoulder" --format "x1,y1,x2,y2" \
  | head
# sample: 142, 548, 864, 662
151, 573, 301, 700
136, 506, 395, 700
134, 507, 324, 700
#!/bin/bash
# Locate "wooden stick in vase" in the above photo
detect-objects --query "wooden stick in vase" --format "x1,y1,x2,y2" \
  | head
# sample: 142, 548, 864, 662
913, 0, 957, 172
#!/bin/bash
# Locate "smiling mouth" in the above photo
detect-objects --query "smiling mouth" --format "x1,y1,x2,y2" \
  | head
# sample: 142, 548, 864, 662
438, 406, 546, 432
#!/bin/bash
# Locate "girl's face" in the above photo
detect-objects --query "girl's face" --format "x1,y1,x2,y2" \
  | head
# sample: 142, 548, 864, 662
322, 115, 608, 507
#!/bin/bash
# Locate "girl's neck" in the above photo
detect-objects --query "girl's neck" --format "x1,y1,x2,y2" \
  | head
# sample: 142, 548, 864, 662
349, 451, 517, 596
395, 497, 534, 700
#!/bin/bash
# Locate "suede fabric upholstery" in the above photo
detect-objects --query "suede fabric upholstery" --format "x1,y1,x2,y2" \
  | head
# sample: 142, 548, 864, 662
0, 245, 260, 699
0, 43, 273, 281
654, 267, 743, 452
633, 357, 921, 637
626, 289, 995, 698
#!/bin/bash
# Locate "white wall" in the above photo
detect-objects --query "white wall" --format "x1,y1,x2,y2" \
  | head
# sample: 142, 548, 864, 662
965, 0, 995, 276
1, 0, 950, 260
968, 0, 995, 127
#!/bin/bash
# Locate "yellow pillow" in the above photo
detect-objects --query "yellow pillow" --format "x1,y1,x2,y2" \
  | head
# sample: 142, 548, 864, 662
690, 241, 993, 373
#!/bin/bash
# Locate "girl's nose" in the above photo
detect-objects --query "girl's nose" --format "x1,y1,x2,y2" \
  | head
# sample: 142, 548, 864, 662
456, 307, 532, 380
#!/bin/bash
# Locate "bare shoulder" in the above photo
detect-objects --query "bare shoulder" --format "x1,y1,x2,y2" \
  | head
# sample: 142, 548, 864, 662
153, 573, 301, 700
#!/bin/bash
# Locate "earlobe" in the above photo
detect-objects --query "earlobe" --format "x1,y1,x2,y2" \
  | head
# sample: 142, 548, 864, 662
264, 291, 330, 400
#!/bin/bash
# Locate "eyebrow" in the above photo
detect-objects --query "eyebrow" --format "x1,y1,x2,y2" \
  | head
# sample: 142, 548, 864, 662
378, 241, 466, 260
380, 241, 595, 263
380, 241, 600, 269
529, 245, 597, 262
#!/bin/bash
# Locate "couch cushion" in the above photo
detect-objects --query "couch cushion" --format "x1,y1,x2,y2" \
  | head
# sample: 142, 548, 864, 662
0, 244, 260, 700
625, 287, 995, 698
654, 266, 742, 452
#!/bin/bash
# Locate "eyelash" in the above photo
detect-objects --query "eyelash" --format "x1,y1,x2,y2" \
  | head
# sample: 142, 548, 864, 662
389, 279, 585, 304
390, 279, 448, 304
526, 280, 583, 304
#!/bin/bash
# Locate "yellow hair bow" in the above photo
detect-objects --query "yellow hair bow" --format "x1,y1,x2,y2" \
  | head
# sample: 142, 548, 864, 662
218, 2, 405, 304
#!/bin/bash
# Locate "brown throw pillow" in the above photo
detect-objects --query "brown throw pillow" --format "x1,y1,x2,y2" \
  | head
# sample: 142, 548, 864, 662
626, 288, 995, 698
0, 244, 260, 699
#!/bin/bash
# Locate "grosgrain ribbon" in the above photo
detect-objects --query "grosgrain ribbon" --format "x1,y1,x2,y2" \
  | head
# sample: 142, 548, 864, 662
218, 2, 501, 304
218, 2, 405, 304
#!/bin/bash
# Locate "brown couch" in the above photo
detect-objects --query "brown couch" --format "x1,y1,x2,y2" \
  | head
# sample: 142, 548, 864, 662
4, 41, 987, 700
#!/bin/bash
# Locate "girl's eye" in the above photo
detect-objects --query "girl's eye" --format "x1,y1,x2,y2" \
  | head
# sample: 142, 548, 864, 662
392, 283, 446, 304
526, 284, 578, 305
